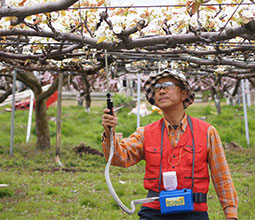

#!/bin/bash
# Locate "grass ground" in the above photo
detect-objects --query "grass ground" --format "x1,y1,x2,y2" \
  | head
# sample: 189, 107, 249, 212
0, 100, 254, 219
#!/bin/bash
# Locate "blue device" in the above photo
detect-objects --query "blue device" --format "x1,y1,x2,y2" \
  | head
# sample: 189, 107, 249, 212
159, 189, 194, 214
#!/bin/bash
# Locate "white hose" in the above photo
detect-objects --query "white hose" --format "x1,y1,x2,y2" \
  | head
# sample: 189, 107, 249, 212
104, 129, 159, 214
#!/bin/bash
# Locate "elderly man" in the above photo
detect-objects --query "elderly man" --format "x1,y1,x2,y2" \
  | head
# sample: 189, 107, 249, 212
101, 69, 238, 220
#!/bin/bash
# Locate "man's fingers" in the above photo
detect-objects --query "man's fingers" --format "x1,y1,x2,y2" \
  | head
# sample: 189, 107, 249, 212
102, 108, 117, 129
103, 108, 111, 114
103, 108, 115, 116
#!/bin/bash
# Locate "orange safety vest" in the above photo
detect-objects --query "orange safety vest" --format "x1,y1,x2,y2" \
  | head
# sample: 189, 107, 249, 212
143, 116, 210, 212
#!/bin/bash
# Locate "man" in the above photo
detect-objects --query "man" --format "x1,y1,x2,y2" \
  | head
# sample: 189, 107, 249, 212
101, 69, 238, 220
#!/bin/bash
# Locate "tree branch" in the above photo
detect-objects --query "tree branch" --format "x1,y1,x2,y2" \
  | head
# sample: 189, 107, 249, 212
116, 20, 147, 45
0, 0, 79, 25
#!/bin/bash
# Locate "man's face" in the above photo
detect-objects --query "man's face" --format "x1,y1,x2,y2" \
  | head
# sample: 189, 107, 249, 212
154, 77, 188, 110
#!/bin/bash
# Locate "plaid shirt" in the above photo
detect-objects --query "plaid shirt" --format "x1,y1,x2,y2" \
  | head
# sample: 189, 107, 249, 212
102, 113, 238, 219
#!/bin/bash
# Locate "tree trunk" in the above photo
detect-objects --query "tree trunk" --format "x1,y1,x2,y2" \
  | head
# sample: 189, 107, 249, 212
214, 94, 221, 114
0, 88, 12, 103
210, 87, 221, 114
35, 96, 51, 149
85, 91, 91, 112
82, 74, 91, 112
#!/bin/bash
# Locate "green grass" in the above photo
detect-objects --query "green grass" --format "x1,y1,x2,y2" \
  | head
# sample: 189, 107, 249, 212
0, 101, 254, 219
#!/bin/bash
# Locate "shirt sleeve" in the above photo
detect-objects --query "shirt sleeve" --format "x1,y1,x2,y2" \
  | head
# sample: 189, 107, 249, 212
101, 127, 145, 168
207, 125, 238, 219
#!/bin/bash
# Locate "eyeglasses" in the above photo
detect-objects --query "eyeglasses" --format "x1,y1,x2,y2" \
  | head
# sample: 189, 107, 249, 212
154, 81, 184, 92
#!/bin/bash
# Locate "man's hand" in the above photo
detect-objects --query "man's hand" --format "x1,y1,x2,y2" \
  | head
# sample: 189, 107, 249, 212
102, 108, 117, 138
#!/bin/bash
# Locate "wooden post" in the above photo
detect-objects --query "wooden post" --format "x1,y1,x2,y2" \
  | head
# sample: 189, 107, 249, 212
10, 69, 16, 157
137, 73, 141, 128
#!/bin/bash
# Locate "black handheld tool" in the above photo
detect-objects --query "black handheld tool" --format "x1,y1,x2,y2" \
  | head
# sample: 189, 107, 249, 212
106, 93, 113, 115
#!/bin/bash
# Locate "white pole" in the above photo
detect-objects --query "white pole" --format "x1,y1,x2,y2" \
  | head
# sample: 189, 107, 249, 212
104, 49, 110, 92
241, 79, 250, 146
137, 73, 141, 128
245, 79, 251, 108
26, 90, 34, 143
10, 69, 17, 157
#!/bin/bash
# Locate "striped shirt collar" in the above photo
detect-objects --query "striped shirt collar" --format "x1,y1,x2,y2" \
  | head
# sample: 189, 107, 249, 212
164, 112, 188, 135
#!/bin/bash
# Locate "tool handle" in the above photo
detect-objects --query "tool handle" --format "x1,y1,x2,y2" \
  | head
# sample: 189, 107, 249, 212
106, 93, 113, 115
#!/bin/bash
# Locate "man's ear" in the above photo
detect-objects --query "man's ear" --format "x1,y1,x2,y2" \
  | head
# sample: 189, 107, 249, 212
181, 89, 189, 101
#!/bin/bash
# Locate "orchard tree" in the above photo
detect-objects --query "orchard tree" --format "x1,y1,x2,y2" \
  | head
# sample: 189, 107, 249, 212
1, 57, 107, 149
1, 0, 255, 67
0, 0, 255, 148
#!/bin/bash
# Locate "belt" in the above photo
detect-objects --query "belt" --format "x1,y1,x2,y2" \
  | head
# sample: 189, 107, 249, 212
147, 190, 207, 203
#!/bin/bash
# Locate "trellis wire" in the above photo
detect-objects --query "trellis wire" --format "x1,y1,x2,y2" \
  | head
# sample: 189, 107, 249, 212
69, 2, 255, 10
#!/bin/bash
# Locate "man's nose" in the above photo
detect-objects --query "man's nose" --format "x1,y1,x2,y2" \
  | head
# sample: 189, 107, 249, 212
158, 87, 166, 94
